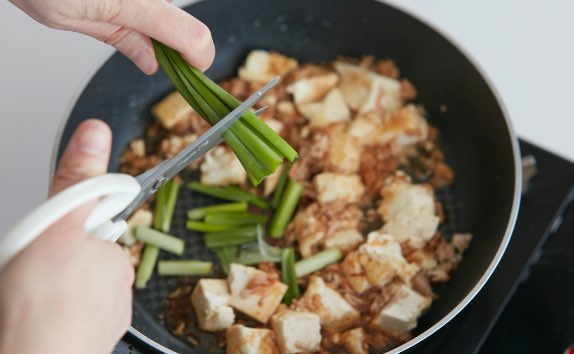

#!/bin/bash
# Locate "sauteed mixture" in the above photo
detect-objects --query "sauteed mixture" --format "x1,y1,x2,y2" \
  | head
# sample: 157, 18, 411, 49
119, 50, 472, 354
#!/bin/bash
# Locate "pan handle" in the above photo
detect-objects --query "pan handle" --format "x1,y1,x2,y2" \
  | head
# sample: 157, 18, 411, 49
0, 174, 141, 269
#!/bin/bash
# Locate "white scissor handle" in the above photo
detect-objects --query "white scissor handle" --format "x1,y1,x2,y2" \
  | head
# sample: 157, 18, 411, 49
0, 174, 141, 270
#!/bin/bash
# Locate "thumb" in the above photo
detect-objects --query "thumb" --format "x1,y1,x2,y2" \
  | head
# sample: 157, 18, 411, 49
50, 119, 112, 197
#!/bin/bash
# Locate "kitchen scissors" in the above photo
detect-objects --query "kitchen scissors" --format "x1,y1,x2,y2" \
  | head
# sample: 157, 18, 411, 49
0, 76, 280, 269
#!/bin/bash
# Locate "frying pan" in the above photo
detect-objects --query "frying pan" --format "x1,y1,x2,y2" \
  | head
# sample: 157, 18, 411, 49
55, 0, 521, 352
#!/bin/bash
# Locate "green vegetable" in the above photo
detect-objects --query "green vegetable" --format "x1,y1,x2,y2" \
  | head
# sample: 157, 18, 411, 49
281, 248, 299, 304
187, 182, 270, 210
135, 226, 185, 256
153, 179, 180, 233
214, 246, 238, 274
186, 221, 234, 232
204, 211, 268, 226
203, 225, 259, 248
236, 242, 281, 265
271, 163, 292, 209
153, 40, 297, 185
135, 245, 159, 289
269, 180, 303, 238
295, 248, 343, 278
158, 260, 213, 276
187, 202, 248, 220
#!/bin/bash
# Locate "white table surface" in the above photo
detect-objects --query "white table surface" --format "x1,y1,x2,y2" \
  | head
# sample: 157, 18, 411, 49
1, 0, 573, 235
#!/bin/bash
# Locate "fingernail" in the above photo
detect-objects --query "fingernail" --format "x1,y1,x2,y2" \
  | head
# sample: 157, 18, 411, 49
77, 126, 108, 155
133, 49, 157, 75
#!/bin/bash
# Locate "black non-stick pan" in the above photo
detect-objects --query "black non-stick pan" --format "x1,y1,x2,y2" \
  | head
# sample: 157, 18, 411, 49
56, 0, 521, 352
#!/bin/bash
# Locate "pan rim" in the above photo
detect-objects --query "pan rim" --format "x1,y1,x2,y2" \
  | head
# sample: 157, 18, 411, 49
49, 0, 522, 352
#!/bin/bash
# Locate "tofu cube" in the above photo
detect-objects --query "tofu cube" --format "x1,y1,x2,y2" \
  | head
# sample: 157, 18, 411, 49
286, 73, 339, 104
379, 174, 439, 248
226, 325, 280, 354
371, 284, 432, 334
296, 276, 359, 332
325, 123, 361, 174
323, 229, 364, 254
341, 232, 419, 293
271, 309, 321, 354
239, 50, 298, 82
297, 88, 351, 127
313, 173, 365, 204
152, 91, 194, 129
228, 264, 288, 323
191, 279, 235, 332
200, 146, 247, 186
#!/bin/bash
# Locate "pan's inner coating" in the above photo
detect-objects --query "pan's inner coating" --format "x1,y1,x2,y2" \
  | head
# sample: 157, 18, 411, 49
121, 52, 472, 354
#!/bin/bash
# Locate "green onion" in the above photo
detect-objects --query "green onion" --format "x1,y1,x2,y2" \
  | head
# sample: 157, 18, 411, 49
281, 248, 299, 304
157, 260, 212, 276
236, 242, 280, 265
214, 246, 238, 275
271, 163, 292, 209
204, 211, 268, 226
153, 40, 297, 185
135, 245, 159, 289
153, 179, 180, 233
187, 202, 248, 220
186, 221, 234, 232
187, 182, 270, 209
269, 180, 303, 238
135, 226, 185, 256
204, 225, 259, 248
295, 248, 343, 278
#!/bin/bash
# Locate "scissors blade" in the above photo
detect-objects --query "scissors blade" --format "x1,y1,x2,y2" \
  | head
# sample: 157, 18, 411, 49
113, 76, 280, 222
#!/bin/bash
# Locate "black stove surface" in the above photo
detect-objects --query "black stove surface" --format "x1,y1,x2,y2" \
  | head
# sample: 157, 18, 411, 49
115, 140, 574, 354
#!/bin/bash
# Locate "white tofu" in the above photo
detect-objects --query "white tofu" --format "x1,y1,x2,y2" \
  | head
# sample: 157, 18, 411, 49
334, 61, 402, 114
263, 117, 285, 135
371, 284, 432, 334
129, 139, 145, 158
286, 73, 339, 104
119, 209, 153, 246
296, 276, 359, 332
341, 232, 419, 293
239, 50, 298, 82
228, 264, 288, 323
200, 146, 247, 186
339, 328, 369, 354
379, 174, 439, 248
152, 91, 193, 129
350, 105, 428, 154
191, 279, 235, 332
323, 229, 364, 253
263, 164, 285, 197
325, 123, 361, 174
271, 309, 321, 354
313, 173, 365, 204
226, 325, 280, 354
297, 88, 351, 127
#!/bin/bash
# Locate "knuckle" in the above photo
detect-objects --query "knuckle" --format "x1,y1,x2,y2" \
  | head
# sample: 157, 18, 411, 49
103, 26, 130, 46
83, 0, 125, 22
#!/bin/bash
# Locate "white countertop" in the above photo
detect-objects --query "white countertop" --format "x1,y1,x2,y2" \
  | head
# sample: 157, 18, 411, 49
1, 0, 573, 234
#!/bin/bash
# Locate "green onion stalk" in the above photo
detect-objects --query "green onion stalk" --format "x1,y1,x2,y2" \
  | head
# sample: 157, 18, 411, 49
153, 40, 297, 185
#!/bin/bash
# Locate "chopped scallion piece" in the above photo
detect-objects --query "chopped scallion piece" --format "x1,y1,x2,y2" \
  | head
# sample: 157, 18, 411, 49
186, 221, 234, 232
281, 248, 299, 304
187, 182, 270, 210
135, 226, 185, 256
157, 260, 212, 276
269, 180, 303, 238
187, 202, 248, 220
214, 246, 237, 275
294, 248, 342, 278
153, 179, 180, 233
204, 211, 268, 226
271, 163, 292, 209
236, 242, 280, 265
135, 245, 159, 289
203, 225, 259, 248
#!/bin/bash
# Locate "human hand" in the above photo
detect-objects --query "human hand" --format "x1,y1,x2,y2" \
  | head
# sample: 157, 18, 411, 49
0, 120, 134, 354
9, 0, 215, 74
